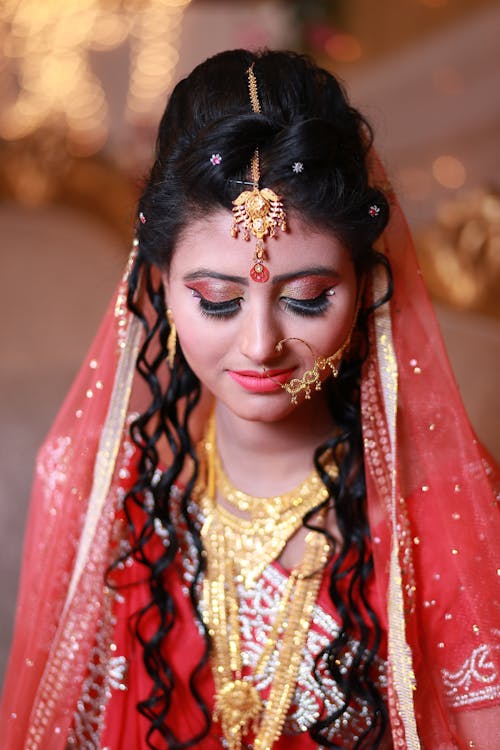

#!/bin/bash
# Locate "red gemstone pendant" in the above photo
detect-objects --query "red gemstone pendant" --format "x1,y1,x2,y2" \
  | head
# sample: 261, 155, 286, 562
250, 263, 270, 282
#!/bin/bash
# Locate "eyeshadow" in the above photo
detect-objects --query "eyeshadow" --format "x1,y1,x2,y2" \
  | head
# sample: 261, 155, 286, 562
187, 279, 244, 301
280, 275, 337, 298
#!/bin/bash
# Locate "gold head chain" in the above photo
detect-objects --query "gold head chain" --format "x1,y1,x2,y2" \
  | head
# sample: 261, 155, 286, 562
230, 63, 287, 282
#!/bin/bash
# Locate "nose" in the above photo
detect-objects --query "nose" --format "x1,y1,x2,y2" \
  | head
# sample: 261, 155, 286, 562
238, 301, 283, 365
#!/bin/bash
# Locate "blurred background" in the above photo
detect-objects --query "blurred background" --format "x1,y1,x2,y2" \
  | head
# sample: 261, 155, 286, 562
1, 0, 499, 686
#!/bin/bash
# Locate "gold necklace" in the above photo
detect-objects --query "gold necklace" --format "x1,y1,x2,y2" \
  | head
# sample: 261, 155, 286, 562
215, 447, 326, 517
213, 448, 332, 588
197, 416, 333, 750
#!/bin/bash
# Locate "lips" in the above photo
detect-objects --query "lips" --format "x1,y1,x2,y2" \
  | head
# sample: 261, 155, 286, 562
226, 368, 295, 393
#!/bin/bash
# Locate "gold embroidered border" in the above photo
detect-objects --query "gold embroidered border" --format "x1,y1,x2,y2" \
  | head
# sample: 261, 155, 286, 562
25, 253, 142, 749
62, 318, 141, 616
372, 266, 421, 750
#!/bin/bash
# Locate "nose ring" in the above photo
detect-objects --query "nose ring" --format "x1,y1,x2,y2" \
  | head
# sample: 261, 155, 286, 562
265, 338, 343, 404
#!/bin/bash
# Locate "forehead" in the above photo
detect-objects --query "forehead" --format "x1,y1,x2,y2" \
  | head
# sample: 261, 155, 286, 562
169, 209, 353, 279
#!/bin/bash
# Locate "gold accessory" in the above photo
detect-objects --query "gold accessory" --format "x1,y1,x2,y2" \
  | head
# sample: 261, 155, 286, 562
268, 293, 363, 404
166, 308, 177, 368
231, 63, 287, 283
197, 415, 334, 750
212, 445, 333, 588
272, 336, 348, 405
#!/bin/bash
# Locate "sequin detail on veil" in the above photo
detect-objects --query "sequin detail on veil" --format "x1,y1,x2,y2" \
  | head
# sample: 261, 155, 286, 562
442, 638, 500, 708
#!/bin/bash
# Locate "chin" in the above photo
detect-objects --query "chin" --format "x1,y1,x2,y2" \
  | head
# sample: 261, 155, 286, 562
217, 393, 300, 424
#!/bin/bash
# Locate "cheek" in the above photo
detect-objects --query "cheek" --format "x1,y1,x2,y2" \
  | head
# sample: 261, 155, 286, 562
175, 313, 232, 374
309, 293, 358, 355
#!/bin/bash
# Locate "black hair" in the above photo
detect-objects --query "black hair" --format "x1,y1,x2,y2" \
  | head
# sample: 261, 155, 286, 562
122, 49, 391, 749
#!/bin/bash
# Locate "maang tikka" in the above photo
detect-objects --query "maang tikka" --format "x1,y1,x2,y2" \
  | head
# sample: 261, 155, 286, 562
230, 63, 287, 282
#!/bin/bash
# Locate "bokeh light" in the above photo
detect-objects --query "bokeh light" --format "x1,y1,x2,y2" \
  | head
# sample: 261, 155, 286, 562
127, 0, 191, 124
0, 0, 192, 154
432, 155, 466, 189
325, 33, 362, 64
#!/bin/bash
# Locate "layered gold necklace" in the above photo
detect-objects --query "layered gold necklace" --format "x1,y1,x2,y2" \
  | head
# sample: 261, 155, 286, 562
197, 416, 336, 750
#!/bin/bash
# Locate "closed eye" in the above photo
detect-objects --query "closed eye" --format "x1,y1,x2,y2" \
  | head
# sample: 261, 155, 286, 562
280, 290, 333, 317
190, 289, 242, 319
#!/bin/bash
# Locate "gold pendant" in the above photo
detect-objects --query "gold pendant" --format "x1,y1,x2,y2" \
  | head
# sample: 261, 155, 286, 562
215, 679, 262, 750
197, 411, 332, 750
231, 186, 287, 283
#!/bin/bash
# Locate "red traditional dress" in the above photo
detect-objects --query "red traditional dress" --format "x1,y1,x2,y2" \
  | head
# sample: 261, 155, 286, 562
1, 156, 499, 749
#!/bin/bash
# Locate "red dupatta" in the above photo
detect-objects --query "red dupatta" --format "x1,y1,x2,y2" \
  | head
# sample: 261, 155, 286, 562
364, 154, 499, 748
0, 156, 499, 749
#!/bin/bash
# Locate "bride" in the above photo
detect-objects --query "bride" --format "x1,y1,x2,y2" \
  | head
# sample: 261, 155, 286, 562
1, 49, 498, 750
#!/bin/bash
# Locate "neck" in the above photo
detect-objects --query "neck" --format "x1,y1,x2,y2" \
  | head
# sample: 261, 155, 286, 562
214, 393, 335, 496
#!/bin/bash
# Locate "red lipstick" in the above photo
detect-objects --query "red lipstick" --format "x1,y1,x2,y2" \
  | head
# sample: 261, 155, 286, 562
227, 368, 295, 393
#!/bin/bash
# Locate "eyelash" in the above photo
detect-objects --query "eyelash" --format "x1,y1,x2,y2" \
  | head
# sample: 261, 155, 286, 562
281, 292, 332, 318
192, 289, 334, 320
198, 297, 242, 319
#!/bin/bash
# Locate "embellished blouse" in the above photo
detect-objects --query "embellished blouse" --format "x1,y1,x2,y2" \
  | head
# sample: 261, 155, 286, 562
61, 454, 499, 750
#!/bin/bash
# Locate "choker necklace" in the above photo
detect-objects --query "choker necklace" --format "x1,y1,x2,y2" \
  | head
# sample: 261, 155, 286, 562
197, 415, 335, 750
212, 446, 333, 587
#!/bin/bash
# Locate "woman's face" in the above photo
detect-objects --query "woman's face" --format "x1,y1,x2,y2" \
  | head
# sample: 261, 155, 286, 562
164, 209, 359, 423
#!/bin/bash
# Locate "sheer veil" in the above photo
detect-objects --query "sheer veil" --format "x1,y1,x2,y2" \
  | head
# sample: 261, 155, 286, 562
365, 153, 499, 748
0, 154, 498, 749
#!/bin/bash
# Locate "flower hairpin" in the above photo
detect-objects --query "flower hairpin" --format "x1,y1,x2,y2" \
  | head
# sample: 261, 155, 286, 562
368, 204, 380, 217
139, 211, 146, 224
210, 153, 222, 166
292, 161, 304, 174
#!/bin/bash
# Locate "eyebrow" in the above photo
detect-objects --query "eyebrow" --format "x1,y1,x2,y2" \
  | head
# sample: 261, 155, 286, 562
271, 266, 340, 284
183, 270, 248, 284
182, 266, 339, 285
